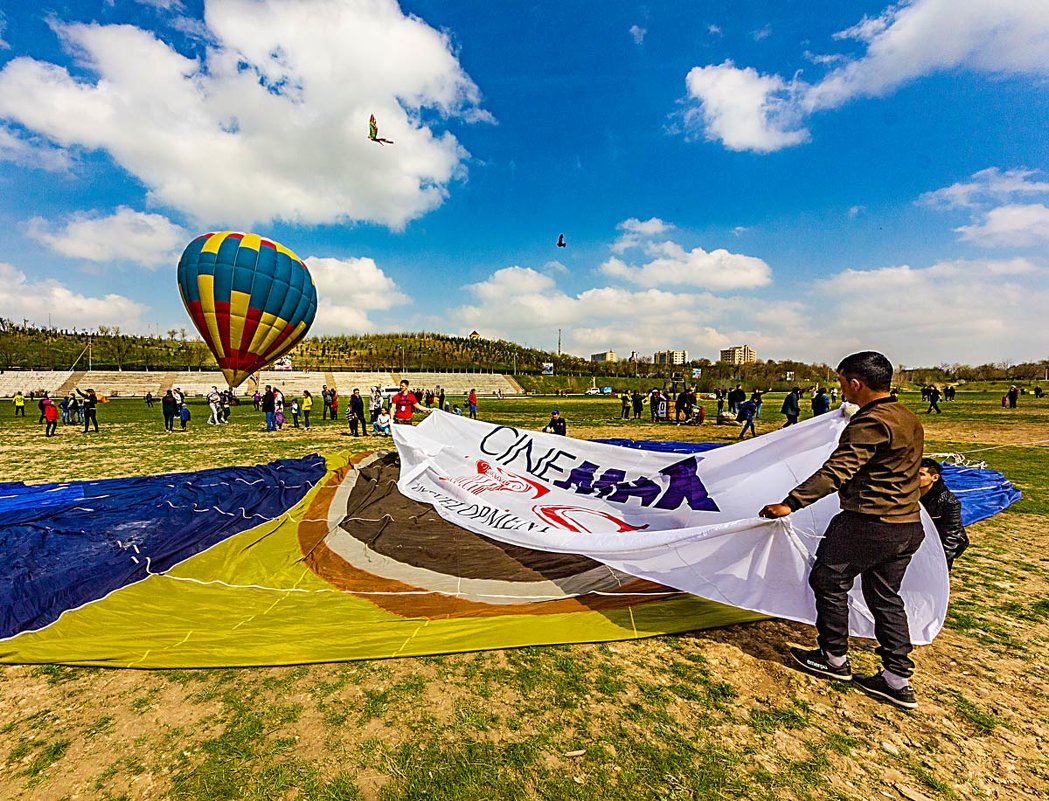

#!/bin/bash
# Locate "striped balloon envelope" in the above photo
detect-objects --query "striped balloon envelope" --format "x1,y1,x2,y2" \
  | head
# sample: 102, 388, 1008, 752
177, 232, 318, 387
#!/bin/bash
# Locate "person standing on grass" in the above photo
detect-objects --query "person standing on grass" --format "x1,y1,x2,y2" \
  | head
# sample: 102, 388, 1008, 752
161, 389, 177, 432
759, 351, 925, 710
925, 385, 942, 415
321, 385, 331, 419
392, 380, 424, 425
370, 387, 384, 428
622, 391, 632, 420
261, 385, 276, 431
14, 391, 25, 416
468, 388, 478, 419
1007, 385, 1019, 409
812, 387, 831, 415
350, 388, 367, 436
737, 397, 757, 438
632, 390, 644, 419
42, 397, 59, 437
918, 458, 968, 571
76, 388, 100, 433
781, 386, 801, 427
301, 390, 313, 430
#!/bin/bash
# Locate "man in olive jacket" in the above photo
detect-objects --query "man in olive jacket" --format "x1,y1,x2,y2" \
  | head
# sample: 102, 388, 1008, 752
760, 351, 925, 710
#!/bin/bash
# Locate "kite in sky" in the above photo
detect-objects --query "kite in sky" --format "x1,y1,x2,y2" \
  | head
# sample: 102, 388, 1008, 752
557, 233, 566, 248
368, 114, 394, 145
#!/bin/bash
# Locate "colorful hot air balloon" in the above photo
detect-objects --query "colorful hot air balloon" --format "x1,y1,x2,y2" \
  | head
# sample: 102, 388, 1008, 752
177, 232, 318, 388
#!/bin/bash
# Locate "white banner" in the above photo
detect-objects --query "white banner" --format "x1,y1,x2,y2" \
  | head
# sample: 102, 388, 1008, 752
393, 409, 949, 644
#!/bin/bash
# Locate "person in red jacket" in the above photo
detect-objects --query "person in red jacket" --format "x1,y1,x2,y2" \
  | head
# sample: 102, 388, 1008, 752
42, 397, 59, 437
392, 380, 421, 425
468, 388, 478, 419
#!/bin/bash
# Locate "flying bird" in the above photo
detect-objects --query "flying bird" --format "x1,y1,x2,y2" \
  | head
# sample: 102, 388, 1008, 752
556, 233, 566, 248
368, 114, 394, 145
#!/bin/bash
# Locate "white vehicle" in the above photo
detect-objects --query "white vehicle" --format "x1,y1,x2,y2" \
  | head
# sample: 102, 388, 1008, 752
584, 387, 602, 395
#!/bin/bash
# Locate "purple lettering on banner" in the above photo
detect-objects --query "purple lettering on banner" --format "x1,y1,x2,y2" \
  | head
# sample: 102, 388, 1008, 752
606, 477, 661, 506
653, 456, 719, 512
552, 460, 599, 495
593, 469, 626, 499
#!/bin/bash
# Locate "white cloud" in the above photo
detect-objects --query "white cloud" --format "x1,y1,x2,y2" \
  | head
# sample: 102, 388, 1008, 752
0, 126, 71, 171
809, 0, 1049, 111
26, 207, 188, 267
684, 1, 1049, 152
450, 266, 760, 357
919, 167, 1049, 210
611, 216, 675, 252
751, 25, 771, 42
601, 240, 772, 290
955, 203, 1049, 247
0, 0, 491, 229
683, 60, 809, 153
0, 262, 148, 329
448, 254, 1048, 364
629, 25, 646, 45
307, 255, 410, 333
804, 257, 1047, 362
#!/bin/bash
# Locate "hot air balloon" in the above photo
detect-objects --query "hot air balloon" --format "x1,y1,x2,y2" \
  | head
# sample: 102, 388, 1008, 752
177, 232, 318, 388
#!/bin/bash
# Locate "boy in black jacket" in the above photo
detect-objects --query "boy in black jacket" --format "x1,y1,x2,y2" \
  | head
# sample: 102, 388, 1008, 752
918, 458, 969, 570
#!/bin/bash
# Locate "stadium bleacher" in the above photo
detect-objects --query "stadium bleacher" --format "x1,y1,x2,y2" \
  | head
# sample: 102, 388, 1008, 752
0, 370, 522, 398
0, 371, 71, 399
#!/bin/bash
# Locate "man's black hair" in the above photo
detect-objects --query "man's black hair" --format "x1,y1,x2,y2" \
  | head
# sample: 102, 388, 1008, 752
836, 351, 894, 391
920, 457, 943, 475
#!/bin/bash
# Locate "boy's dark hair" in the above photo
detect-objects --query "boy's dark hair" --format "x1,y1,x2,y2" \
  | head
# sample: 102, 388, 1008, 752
920, 457, 943, 475
836, 351, 894, 391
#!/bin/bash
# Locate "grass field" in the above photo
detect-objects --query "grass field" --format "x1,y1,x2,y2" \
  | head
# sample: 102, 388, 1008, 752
1, 391, 1047, 800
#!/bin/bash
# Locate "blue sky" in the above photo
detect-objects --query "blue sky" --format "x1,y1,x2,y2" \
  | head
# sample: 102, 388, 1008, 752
0, 0, 1047, 366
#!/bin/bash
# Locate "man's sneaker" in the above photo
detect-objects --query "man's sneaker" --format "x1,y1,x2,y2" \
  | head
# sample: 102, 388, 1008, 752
854, 673, 917, 709
788, 647, 852, 681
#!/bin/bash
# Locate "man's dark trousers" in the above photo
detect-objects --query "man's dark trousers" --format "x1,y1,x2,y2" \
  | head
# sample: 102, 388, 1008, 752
809, 511, 925, 677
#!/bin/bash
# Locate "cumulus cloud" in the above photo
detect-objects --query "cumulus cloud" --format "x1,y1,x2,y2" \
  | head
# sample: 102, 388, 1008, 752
919, 167, 1049, 210
955, 203, 1049, 247
448, 254, 1048, 364
307, 255, 410, 333
684, 1, 1049, 152
450, 266, 759, 357
26, 207, 188, 267
611, 216, 675, 252
683, 60, 809, 153
805, 257, 1047, 362
0, 126, 71, 171
604, 218, 772, 290
601, 241, 772, 290
0, 0, 491, 229
629, 25, 646, 44
0, 262, 148, 329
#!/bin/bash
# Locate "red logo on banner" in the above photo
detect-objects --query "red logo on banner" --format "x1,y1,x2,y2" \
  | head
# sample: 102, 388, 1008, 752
530, 505, 649, 533
443, 460, 550, 498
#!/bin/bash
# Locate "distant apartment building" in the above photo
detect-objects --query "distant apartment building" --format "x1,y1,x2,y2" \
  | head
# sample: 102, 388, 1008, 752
720, 345, 757, 365
653, 350, 688, 366
591, 350, 617, 362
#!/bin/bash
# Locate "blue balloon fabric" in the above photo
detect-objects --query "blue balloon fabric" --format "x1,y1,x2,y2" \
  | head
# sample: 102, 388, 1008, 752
0, 455, 327, 640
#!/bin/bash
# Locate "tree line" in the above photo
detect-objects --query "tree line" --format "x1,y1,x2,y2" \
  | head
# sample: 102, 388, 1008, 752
1, 319, 1044, 388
